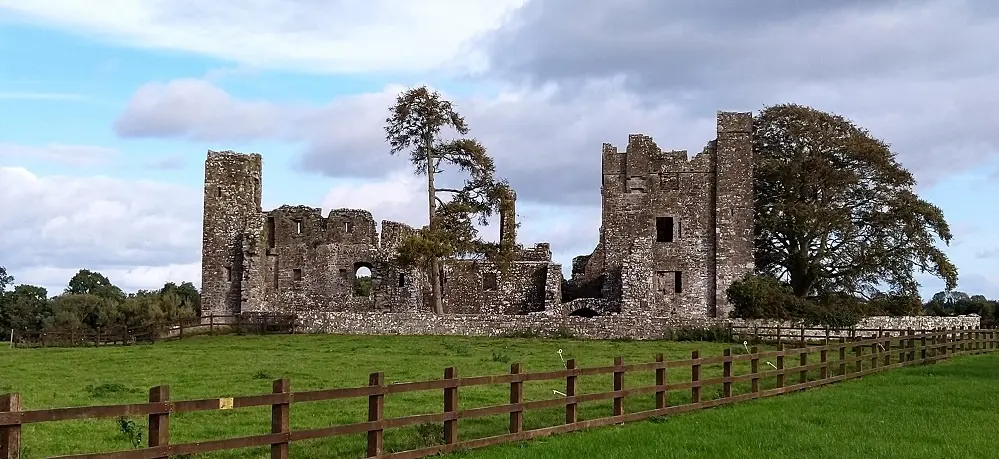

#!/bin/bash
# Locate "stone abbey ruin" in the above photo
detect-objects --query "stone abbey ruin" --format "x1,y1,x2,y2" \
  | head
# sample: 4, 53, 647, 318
200, 111, 755, 320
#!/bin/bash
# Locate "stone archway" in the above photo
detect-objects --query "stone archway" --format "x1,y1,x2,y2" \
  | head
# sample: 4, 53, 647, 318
353, 261, 373, 297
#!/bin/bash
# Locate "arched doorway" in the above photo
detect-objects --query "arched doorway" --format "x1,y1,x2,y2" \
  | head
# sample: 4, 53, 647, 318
353, 262, 373, 297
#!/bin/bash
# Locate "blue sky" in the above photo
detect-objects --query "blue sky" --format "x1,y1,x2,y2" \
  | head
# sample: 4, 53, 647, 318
1, 1, 996, 301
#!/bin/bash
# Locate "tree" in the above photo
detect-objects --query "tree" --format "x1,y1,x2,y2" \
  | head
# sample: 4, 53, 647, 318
753, 104, 958, 299
3, 285, 50, 335
384, 85, 511, 314
160, 281, 201, 316
65, 269, 126, 301
0, 266, 12, 291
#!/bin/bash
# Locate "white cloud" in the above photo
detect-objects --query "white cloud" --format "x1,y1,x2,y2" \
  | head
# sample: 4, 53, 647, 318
0, 0, 527, 74
0, 166, 202, 293
0, 142, 118, 166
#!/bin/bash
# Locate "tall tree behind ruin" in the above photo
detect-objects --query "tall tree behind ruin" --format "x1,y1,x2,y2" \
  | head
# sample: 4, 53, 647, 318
752, 103, 958, 299
384, 86, 511, 314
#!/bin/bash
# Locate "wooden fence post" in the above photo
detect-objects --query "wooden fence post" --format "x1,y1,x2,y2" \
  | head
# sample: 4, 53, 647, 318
775, 326, 782, 347
443, 367, 458, 444
776, 349, 785, 389
723, 349, 733, 398
883, 337, 891, 367
613, 357, 625, 416
148, 386, 170, 458
1, 393, 21, 459
838, 337, 846, 376
509, 363, 523, 434
906, 328, 915, 362
870, 340, 878, 370
270, 379, 290, 459
691, 351, 701, 403
799, 326, 806, 347
920, 334, 927, 364
565, 359, 577, 424
744, 347, 758, 395
366, 372, 384, 458
854, 340, 862, 373
820, 348, 828, 380
799, 350, 808, 385
655, 353, 667, 409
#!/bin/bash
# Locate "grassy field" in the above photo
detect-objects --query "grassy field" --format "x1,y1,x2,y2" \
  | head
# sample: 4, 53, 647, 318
456, 352, 999, 459
0, 334, 992, 458
0, 333, 763, 458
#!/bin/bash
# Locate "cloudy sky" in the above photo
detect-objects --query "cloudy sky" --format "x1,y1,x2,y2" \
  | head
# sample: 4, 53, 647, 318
1, 0, 997, 299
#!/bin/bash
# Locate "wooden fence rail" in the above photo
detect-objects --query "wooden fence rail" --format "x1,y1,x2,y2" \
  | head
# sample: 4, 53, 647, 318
1, 327, 996, 459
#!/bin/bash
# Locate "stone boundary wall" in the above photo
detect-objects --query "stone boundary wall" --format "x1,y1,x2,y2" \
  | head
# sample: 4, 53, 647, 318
296, 311, 981, 340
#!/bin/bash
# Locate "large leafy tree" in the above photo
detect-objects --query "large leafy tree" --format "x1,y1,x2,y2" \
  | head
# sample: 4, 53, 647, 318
384, 85, 511, 314
65, 269, 126, 301
753, 104, 957, 299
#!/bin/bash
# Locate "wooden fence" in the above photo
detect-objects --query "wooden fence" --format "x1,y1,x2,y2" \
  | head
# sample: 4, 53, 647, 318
7, 313, 297, 348
1, 327, 996, 459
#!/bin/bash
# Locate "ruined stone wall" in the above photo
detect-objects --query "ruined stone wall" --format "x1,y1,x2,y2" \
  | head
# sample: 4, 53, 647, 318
239, 205, 427, 313
202, 150, 262, 316
296, 312, 982, 341
570, 111, 754, 319
713, 113, 755, 316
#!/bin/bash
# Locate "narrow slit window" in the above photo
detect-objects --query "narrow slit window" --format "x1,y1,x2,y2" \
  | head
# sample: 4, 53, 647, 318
398, 273, 406, 287
293, 268, 303, 282
225, 266, 232, 282
345, 221, 354, 233
674, 271, 682, 293
295, 220, 303, 234
266, 217, 276, 248
216, 186, 222, 198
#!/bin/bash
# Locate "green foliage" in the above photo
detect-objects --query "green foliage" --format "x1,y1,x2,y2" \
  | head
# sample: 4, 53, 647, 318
65, 269, 126, 301
115, 417, 144, 448
1, 266, 199, 344
0, 265, 13, 291
353, 276, 372, 297
666, 325, 736, 343
752, 104, 958, 299
727, 274, 864, 328
924, 290, 998, 327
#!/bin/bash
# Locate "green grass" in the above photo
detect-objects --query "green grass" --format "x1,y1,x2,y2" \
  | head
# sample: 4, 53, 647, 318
0, 334, 753, 458
1, 334, 990, 459
457, 352, 999, 459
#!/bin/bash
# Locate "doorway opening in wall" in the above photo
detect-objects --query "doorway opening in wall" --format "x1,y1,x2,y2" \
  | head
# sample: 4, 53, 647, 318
353, 262, 373, 297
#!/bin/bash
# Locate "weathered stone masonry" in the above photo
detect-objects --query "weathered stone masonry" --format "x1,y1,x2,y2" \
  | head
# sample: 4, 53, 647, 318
200, 111, 755, 323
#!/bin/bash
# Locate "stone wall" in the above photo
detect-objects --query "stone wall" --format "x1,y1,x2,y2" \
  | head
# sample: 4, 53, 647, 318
296, 311, 981, 340
568, 111, 755, 319
201, 150, 262, 316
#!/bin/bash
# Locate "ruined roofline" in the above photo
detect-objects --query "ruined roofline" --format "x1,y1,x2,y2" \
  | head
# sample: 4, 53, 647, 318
600, 110, 753, 164
207, 149, 262, 160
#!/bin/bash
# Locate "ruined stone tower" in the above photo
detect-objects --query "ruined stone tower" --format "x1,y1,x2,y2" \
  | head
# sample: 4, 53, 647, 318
568, 111, 754, 318
201, 150, 262, 316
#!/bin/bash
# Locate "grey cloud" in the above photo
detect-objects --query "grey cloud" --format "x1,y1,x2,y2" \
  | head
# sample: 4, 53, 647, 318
479, 0, 999, 185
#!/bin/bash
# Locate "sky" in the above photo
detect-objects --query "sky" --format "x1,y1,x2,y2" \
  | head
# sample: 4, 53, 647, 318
0, 0, 997, 300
